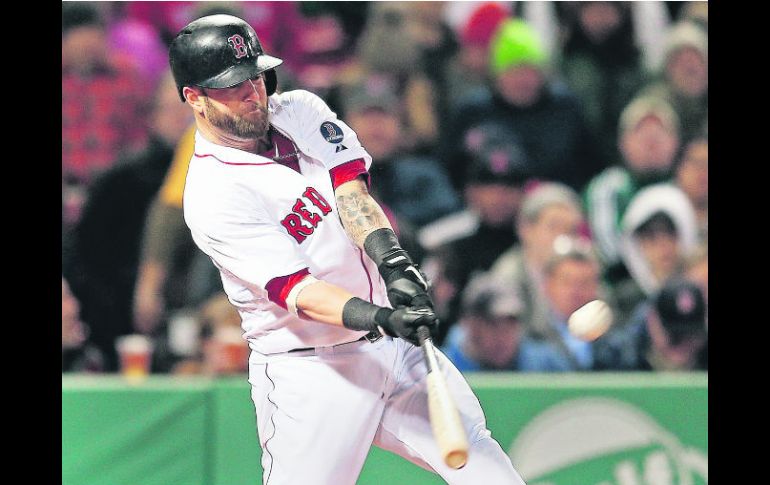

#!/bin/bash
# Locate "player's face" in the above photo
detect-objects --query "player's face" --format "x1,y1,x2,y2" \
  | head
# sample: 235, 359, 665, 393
201, 75, 270, 139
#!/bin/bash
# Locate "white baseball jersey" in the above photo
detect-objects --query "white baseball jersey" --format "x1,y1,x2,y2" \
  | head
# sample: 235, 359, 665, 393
185, 88, 526, 485
183, 89, 389, 354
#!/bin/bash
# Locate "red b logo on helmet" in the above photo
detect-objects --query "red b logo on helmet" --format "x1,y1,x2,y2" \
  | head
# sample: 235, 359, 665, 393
227, 34, 249, 59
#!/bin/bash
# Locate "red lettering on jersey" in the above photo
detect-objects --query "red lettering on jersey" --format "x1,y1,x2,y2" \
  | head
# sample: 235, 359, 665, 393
281, 213, 314, 243
281, 187, 334, 243
304, 187, 332, 215
292, 198, 321, 226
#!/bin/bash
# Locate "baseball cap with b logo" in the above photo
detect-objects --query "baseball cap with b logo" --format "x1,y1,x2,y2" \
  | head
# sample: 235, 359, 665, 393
463, 122, 532, 186
654, 278, 706, 344
169, 14, 283, 101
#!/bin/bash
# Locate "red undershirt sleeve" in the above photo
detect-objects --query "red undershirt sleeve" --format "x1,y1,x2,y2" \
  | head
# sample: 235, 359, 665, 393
328, 158, 370, 190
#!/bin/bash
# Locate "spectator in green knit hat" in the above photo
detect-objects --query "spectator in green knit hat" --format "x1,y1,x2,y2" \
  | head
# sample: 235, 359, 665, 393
440, 17, 602, 194
490, 19, 548, 74
489, 18, 549, 107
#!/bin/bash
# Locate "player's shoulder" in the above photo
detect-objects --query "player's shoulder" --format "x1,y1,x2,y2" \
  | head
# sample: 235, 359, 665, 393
270, 89, 329, 112
184, 158, 274, 221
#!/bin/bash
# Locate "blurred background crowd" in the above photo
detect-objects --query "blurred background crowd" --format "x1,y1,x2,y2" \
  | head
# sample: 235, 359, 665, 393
62, 1, 708, 376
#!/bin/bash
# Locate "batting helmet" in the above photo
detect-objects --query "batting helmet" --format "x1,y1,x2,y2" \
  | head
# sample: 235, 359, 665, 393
169, 14, 283, 101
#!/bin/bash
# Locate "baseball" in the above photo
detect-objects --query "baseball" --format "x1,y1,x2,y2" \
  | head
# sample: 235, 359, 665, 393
568, 300, 613, 341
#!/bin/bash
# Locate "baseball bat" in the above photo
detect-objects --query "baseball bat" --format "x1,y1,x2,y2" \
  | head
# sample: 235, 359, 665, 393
417, 325, 469, 469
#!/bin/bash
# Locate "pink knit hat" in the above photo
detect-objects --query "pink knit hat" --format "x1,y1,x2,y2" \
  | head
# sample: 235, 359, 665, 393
461, 2, 510, 47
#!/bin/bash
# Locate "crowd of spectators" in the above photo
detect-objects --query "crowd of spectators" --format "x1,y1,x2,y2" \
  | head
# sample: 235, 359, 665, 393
62, 1, 707, 375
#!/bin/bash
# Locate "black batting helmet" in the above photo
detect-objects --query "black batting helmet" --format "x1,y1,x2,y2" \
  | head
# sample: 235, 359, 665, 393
169, 14, 283, 101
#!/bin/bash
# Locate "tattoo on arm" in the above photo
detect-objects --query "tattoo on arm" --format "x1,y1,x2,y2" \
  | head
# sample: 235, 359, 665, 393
335, 181, 392, 247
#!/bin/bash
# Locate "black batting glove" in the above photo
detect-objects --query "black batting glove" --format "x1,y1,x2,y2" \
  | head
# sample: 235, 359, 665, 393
378, 249, 432, 308
342, 298, 440, 346
379, 306, 439, 346
364, 229, 435, 310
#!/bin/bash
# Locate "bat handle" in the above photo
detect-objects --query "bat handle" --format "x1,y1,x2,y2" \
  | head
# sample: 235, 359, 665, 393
418, 325, 439, 376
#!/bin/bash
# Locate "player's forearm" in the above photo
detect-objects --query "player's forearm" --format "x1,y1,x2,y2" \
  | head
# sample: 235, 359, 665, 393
294, 279, 354, 326
333, 178, 412, 272
334, 178, 433, 313
294, 279, 386, 333
334, 178, 393, 248
294, 277, 437, 344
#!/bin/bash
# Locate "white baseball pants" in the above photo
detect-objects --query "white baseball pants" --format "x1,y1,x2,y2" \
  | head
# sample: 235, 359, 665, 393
248, 335, 526, 485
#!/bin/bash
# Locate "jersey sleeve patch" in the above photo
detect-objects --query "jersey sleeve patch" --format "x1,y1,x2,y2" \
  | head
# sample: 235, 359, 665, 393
329, 159, 370, 190
320, 121, 345, 144
265, 268, 311, 310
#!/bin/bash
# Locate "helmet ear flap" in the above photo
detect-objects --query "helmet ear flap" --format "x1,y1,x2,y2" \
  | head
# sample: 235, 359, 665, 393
264, 69, 277, 96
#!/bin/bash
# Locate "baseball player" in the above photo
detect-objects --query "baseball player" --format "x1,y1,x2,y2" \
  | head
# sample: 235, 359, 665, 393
169, 15, 526, 485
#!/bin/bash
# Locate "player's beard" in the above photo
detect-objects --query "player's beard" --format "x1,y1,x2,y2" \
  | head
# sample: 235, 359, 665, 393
204, 97, 269, 140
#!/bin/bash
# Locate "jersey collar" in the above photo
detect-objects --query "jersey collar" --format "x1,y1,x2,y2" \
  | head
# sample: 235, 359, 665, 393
194, 130, 276, 165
